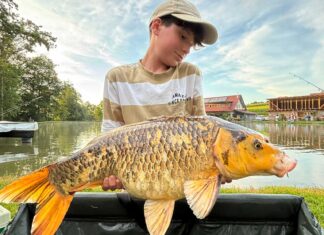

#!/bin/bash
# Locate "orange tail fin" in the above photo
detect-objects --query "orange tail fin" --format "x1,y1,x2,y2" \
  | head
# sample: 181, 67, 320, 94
0, 167, 74, 235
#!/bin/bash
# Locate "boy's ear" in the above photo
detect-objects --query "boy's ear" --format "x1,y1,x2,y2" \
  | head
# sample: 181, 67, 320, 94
150, 18, 162, 36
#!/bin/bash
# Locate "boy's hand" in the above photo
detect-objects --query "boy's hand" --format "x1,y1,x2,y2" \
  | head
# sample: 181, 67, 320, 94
101, 175, 230, 191
102, 175, 124, 191
221, 176, 232, 184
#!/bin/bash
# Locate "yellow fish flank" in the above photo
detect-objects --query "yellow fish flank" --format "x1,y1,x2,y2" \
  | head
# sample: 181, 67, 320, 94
0, 116, 297, 235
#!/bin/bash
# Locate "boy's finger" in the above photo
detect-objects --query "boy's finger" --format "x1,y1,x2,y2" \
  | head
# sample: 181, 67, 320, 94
115, 178, 124, 189
108, 175, 117, 186
102, 176, 111, 191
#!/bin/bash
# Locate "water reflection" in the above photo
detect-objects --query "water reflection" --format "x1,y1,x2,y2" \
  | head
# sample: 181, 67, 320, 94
241, 122, 324, 153
0, 121, 323, 187
0, 122, 101, 177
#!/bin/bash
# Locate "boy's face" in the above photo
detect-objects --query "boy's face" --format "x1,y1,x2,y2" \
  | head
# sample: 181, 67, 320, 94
152, 19, 195, 67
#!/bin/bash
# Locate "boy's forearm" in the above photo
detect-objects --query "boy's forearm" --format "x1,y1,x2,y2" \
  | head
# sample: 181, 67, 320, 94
192, 96, 206, 115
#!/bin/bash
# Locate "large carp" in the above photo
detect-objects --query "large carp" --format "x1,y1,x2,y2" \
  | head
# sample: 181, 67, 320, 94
0, 116, 296, 235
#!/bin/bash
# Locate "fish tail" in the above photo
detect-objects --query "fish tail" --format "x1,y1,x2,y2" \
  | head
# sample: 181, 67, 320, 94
0, 167, 74, 235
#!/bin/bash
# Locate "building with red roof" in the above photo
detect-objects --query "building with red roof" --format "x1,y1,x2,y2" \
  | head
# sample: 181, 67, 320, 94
204, 95, 256, 120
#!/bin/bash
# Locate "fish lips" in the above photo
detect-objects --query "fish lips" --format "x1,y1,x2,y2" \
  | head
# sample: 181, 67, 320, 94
272, 154, 297, 177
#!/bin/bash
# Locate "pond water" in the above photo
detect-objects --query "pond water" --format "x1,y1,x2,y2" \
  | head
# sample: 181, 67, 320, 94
0, 121, 323, 187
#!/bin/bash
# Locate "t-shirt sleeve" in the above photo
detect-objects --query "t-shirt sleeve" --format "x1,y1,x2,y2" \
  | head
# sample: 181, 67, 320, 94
192, 68, 206, 116
101, 70, 125, 132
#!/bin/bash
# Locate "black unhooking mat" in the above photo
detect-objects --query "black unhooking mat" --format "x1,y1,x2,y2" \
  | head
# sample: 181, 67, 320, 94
4, 193, 323, 235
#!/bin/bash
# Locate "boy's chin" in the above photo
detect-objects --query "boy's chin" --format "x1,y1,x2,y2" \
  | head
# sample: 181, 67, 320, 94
162, 58, 183, 67
168, 60, 182, 67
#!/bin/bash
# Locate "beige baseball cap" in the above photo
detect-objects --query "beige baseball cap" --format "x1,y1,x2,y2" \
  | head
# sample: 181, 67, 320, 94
149, 0, 218, 44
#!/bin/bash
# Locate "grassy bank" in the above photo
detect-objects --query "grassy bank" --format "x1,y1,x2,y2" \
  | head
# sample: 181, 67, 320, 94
221, 186, 324, 227
1, 177, 323, 227
246, 102, 269, 116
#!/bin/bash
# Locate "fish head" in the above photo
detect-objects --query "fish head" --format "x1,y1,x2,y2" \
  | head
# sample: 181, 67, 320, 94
212, 125, 297, 180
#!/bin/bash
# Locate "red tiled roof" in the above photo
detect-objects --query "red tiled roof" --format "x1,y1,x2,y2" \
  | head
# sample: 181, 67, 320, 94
205, 95, 246, 112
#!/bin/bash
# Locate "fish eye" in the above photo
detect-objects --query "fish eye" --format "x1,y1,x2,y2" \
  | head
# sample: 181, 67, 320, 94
253, 139, 263, 150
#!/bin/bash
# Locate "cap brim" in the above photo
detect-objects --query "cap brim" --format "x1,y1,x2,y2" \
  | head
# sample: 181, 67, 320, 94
171, 13, 218, 45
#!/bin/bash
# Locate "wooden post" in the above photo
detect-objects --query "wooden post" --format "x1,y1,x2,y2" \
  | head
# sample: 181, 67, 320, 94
319, 97, 321, 109
285, 100, 287, 110
308, 99, 310, 110
295, 99, 298, 110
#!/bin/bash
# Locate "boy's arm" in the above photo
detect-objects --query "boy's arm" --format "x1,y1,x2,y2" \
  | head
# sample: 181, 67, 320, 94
101, 72, 125, 132
192, 69, 206, 115
101, 71, 125, 190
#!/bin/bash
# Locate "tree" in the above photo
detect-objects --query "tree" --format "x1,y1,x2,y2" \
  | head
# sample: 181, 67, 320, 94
93, 101, 103, 121
19, 56, 62, 121
0, 61, 21, 119
0, 0, 56, 120
0, 0, 55, 58
80, 101, 103, 121
82, 102, 96, 121
54, 82, 86, 121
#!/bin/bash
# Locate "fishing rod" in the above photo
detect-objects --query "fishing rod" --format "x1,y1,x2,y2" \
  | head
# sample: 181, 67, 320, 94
289, 73, 324, 92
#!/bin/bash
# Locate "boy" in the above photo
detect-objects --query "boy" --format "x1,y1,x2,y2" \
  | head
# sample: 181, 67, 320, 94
101, 0, 218, 190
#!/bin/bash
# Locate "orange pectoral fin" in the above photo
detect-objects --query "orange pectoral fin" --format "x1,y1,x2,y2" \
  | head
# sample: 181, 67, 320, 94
184, 174, 221, 219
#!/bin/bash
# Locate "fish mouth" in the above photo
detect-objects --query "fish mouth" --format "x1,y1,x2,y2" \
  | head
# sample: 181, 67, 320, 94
272, 153, 297, 177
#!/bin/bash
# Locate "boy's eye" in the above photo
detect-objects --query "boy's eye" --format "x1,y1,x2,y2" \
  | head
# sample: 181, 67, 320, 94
178, 29, 194, 47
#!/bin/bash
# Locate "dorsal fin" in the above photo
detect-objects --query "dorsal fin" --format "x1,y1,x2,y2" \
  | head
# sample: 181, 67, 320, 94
148, 115, 206, 122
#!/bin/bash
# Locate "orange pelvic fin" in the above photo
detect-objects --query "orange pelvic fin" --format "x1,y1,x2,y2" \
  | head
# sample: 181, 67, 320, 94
0, 167, 74, 235
144, 199, 175, 235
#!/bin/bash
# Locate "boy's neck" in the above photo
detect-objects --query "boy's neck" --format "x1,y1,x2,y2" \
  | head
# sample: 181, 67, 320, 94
141, 50, 171, 74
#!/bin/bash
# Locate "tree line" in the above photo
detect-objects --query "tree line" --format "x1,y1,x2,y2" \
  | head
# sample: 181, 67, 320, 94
0, 0, 102, 122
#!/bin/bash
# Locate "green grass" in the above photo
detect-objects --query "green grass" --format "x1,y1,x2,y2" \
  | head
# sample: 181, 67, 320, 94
240, 120, 324, 125
0, 176, 20, 219
221, 186, 324, 227
246, 102, 269, 116
1, 177, 323, 227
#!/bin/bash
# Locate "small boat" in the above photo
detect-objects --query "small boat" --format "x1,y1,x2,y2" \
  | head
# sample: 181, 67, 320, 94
0, 121, 38, 142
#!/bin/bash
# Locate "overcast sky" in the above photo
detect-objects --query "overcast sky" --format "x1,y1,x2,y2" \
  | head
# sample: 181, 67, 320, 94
15, 0, 324, 105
